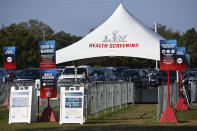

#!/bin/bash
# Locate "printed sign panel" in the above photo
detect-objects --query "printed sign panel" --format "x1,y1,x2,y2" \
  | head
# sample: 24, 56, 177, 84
3, 46, 16, 69
60, 87, 84, 124
176, 47, 187, 71
160, 40, 177, 71
9, 87, 33, 124
39, 40, 56, 69
40, 69, 57, 98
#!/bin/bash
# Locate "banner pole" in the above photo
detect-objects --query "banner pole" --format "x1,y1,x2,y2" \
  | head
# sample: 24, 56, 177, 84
154, 21, 158, 70
168, 70, 170, 107
48, 97, 50, 107
8, 70, 12, 107
179, 71, 182, 98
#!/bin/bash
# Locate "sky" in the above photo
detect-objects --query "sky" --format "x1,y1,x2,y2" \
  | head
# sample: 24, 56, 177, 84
0, 0, 197, 36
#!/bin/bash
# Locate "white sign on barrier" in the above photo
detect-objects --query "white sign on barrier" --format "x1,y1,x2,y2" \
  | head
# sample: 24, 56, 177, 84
9, 86, 35, 124
60, 86, 84, 124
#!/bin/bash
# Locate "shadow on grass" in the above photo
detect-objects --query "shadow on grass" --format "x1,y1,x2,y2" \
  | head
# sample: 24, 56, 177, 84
18, 125, 197, 131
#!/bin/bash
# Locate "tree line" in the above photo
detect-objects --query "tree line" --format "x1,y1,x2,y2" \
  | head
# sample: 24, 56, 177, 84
0, 19, 196, 69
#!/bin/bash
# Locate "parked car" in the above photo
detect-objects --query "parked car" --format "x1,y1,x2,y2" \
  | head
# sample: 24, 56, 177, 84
56, 66, 65, 78
120, 69, 140, 81
111, 67, 130, 80
93, 67, 116, 81
0, 68, 8, 82
119, 69, 148, 88
182, 70, 197, 85
6, 69, 21, 81
147, 69, 159, 87
13, 68, 40, 82
156, 70, 177, 85
58, 65, 94, 83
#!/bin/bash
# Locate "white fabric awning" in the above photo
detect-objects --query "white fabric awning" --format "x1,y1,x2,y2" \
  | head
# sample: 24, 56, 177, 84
56, 3, 165, 64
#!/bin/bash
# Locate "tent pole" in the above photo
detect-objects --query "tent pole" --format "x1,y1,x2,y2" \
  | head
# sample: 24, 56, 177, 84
154, 21, 158, 70
74, 61, 78, 83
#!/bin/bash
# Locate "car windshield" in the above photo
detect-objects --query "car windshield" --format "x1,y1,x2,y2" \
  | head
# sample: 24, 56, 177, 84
123, 71, 139, 77
188, 71, 197, 77
0, 69, 7, 76
158, 71, 176, 77
18, 69, 40, 78
94, 69, 104, 76
113, 67, 129, 77
63, 68, 87, 75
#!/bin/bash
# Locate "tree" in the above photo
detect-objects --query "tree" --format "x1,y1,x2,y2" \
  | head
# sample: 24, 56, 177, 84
0, 19, 81, 69
180, 28, 197, 67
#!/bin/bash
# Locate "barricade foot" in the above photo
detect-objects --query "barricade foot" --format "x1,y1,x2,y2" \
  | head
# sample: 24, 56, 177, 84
40, 106, 56, 122
160, 107, 178, 123
175, 97, 188, 111
2, 97, 8, 107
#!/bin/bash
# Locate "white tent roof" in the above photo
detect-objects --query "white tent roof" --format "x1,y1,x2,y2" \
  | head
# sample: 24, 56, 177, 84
56, 3, 164, 64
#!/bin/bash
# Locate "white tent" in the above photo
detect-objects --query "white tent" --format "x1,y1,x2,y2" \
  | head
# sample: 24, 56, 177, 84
56, 3, 164, 64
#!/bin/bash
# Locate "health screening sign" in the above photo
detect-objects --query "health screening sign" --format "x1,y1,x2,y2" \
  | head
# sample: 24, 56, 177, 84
40, 69, 57, 98
89, 31, 139, 48
3, 46, 16, 69
176, 47, 187, 71
160, 40, 177, 71
39, 40, 56, 69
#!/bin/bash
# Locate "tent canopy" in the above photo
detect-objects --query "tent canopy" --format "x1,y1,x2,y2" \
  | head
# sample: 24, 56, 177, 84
56, 3, 164, 64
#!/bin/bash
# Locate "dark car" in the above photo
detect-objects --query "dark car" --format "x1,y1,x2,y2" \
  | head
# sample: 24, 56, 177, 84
14, 68, 40, 82
93, 67, 116, 81
0, 68, 8, 82
157, 70, 177, 85
119, 69, 142, 87
182, 70, 197, 85
111, 67, 130, 80
147, 69, 159, 87
6, 69, 21, 81
119, 69, 149, 88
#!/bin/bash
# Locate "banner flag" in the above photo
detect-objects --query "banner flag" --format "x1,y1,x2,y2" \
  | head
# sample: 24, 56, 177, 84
40, 69, 57, 98
176, 47, 187, 71
160, 40, 177, 71
3, 46, 16, 69
39, 40, 56, 69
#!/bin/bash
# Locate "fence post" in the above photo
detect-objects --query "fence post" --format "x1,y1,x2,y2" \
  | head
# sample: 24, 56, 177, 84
112, 84, 114, 112
85, 84, 88, 121
120, 83, 122, 109
126, 82, 128, 107
132, 83, 135, 105
105, 82, 107, 115
96, 82, 98, 118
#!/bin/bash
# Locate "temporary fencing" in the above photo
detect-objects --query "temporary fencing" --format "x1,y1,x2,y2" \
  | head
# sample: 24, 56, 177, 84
86, 81, 135, 116
0, 82, 9, 107
2, 80, 188, 121
191, 81, 197, 103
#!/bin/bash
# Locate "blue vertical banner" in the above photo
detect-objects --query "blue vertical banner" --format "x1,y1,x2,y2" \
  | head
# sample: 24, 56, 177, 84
3, 46, 16, 69
39, 40, 56, 69
176, 47, 187, 71
40, 69, 57, 98
160, 40, 177, 71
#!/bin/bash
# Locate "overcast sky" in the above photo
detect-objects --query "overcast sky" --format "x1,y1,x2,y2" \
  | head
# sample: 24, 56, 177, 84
0, 0, 196, 36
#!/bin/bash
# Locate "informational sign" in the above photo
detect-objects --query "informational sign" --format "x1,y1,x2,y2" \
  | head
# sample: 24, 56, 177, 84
160, 40, 177, 71
39, 40, 56, 69
9, 86, 34, 124
3, 46, 16, 69
176, 47, 187, 71
60, 86, 84, 124
40, 69, 57, 98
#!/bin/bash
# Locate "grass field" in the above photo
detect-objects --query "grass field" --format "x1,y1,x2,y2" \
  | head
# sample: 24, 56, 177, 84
1, 104, 197, 131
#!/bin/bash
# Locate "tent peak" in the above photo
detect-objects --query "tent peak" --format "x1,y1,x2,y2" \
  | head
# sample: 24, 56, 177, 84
116, 3, 126, 11
111, 2, 132, 18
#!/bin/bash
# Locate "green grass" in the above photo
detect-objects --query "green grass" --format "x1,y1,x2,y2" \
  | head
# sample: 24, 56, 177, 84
1, 104, 197, 131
